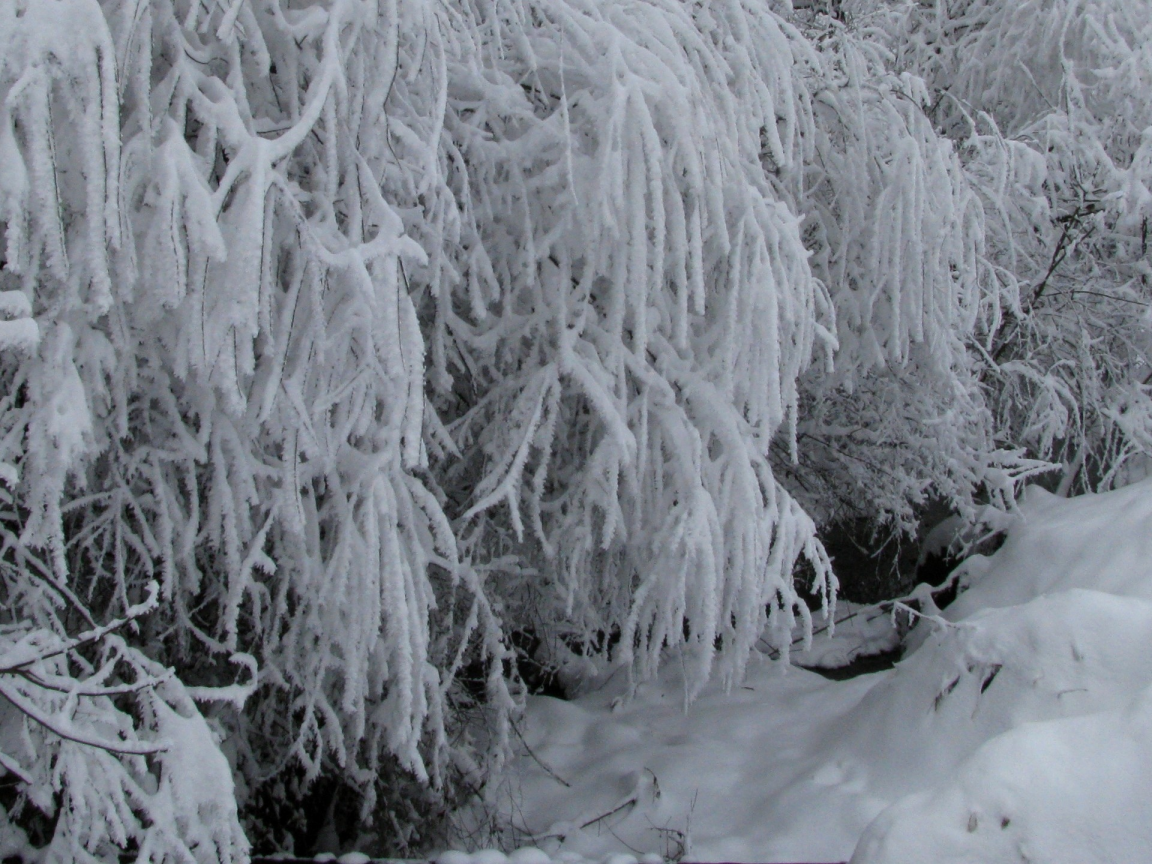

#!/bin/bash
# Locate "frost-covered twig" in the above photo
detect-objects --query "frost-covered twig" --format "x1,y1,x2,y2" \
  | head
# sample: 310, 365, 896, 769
0, 582, 159, 675
0, 677, 166, 756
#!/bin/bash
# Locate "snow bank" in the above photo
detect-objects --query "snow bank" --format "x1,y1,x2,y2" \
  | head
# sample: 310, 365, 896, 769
835, 589, 1152, 797
492, 479, 1152, 862
436, 849, 661, 864
947, 479, 1152, 615
851, 478, 1152, 862
851, 688, 1152, 863
483, 657, 879, 862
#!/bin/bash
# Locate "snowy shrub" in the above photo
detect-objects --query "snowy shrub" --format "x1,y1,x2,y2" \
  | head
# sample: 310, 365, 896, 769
426, 0, 1053, 712
776, 9, 1031, 535
0, 586, 249, 863
887, 0, 1152, 494
3, 0, 1150, 856
2, 0, 476, 853
429, 0, 847, 705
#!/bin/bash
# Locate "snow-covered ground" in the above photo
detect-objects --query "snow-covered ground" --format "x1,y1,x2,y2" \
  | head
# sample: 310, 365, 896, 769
472, 479, 1152, 863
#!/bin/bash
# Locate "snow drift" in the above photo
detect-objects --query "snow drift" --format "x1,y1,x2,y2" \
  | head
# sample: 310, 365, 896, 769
852, 479, 1152, 863
491, 478, 1152, 862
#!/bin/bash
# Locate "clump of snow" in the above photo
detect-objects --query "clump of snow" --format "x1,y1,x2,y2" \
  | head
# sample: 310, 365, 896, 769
488, 479, 1152, 862
151, 694, 250, 864
0, 290, 37, 353
505, 849, 552, 864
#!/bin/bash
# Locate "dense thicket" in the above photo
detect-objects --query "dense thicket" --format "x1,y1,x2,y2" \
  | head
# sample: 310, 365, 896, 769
894, 0, 1152, 496
0, 0, 1148, 858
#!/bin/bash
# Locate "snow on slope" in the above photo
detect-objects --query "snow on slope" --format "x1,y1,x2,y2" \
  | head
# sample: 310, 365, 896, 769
947, 479, 1152, 615
851, 479, 1152, 863
851, 692, 1152, 863
481, 478, 1152, 863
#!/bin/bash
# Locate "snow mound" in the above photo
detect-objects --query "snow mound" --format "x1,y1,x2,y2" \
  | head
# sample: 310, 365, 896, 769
836, 589, 1152, 795
853, 479, 1152, 861
852, 686, 1152, 864
947, 478, 1152, 616
436, 850, 661, 864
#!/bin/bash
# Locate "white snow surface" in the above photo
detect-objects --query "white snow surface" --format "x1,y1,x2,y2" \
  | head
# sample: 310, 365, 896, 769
482, 479, 1152, 862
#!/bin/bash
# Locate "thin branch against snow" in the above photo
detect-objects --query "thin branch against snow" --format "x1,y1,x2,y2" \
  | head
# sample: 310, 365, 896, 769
0, 582, 159, 675
0, 678, 167, 756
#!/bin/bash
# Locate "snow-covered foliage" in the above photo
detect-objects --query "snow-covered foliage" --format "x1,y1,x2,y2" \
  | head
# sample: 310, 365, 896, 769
1, 0, 469, 850
1, 2, 246, 859
778, 10, 1013, 530
0, 576, 248, 864
432, 0, 844, 706
886, 0, 1152, 494
1, 0, 1151, 856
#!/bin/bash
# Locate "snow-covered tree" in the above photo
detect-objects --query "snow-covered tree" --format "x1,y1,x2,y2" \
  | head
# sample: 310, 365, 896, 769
887, 0, 1152, 495
1, 0, 478, 853
9, 0, 1144, 856
771, 8, 1033, 540
1, 3, 247, 860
